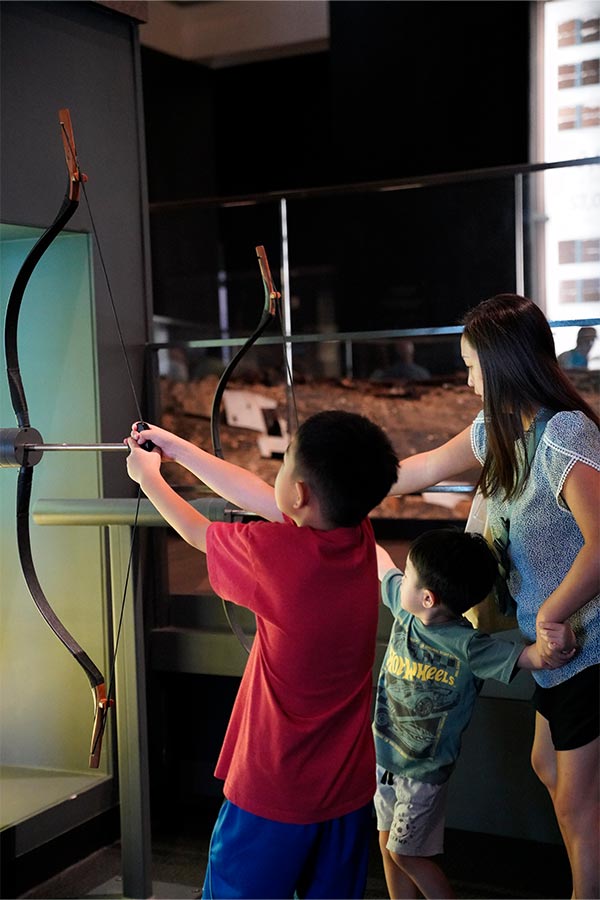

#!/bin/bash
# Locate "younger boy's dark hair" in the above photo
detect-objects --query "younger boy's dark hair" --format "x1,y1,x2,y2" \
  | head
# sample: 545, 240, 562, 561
408, 529, 498, 616
293, 410, 398, 527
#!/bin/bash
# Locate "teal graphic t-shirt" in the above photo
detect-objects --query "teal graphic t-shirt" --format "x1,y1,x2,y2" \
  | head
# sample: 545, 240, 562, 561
373, 569, 524, 784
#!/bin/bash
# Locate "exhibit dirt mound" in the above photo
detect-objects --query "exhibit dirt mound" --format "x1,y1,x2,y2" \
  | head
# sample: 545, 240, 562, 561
156, 369, 599, 521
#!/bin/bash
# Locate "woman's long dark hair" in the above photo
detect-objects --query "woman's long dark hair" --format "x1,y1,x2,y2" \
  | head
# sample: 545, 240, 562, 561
462, 293, 599, 501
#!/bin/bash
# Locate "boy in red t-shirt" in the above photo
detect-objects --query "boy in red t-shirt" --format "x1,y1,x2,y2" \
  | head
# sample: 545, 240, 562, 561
126, 410, 399, 899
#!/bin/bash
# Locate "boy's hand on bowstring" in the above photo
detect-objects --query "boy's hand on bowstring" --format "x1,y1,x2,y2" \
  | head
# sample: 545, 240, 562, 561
129, 421, 182, 462
537, 621, 577, 668
125, 436, 162, 486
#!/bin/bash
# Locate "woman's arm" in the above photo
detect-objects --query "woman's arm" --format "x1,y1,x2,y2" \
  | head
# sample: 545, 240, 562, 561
391, 424, 478, 495
376, 544, 398, 581
130, 422, 284, 523
536, 461, 600, 626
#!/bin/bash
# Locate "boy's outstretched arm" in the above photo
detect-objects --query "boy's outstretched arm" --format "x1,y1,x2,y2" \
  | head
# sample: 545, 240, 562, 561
130, 422, 283, 523
126, 438, 210, 551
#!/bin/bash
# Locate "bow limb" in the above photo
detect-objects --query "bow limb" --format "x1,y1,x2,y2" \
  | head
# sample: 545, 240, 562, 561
5, 205, 77, 427
16, 466, 110, 767
5, 110, 85, 426
210, 245, 279, 458
209, 246, 280, 653
4, 110, 110, 767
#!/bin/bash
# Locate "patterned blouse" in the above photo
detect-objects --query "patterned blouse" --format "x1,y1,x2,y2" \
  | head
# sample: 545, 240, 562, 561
471, 409, 600, 687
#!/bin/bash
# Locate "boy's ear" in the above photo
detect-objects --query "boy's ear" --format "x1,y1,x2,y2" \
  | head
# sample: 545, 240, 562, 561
421, 589, 438, 609
292, 479, 309, 510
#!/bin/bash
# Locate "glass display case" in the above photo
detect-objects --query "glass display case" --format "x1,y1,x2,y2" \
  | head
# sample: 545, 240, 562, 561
0, 224, 114, 845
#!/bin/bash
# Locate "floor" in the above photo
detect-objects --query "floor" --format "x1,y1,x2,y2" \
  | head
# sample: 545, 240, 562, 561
19, 801, 572, 900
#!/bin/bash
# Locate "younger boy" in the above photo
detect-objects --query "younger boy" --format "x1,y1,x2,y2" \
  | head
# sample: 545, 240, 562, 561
374, 529, 575, 899
126, 410, 399, 900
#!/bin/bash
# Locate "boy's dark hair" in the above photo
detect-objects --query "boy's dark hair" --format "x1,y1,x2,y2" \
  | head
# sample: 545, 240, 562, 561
293, 410, 398, 527
408, 529, 498, 616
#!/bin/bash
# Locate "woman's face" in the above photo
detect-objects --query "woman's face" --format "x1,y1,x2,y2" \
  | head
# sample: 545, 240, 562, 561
460, 334, 484, 400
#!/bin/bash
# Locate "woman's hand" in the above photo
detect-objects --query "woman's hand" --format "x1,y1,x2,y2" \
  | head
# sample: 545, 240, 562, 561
537, 620, 577, 668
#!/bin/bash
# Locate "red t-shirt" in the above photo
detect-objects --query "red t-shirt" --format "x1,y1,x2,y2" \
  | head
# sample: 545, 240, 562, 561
206, 516, 379, 825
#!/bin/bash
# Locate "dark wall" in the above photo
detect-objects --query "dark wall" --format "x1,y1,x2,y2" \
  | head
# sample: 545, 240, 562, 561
214, 52, 333, 194
324, 0, 529, 332
329, 1, 530, 183
210, 1, 530, 192
143, 48, 217, 203
142, 1, 530, 339
142, 47, 220, 323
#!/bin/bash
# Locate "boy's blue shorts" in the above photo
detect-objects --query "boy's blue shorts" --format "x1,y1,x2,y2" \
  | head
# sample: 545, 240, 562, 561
201, 798, 373, 899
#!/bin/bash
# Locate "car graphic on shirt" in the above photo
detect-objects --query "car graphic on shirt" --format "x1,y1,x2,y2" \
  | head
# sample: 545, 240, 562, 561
378, 673, 459, 720
375, 681, 441, 759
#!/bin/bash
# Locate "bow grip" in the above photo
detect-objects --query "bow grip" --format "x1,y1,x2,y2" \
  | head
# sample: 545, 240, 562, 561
135, 421, 155, 452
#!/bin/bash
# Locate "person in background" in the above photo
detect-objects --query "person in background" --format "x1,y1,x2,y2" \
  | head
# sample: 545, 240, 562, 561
374, 529, 575, 899
389, 294, 599, 899
126, 410, 398, 900
371, 339, 431, 382
558, 326, 597, 370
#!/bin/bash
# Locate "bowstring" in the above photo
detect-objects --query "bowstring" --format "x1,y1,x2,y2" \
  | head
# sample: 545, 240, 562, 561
61, 122, 144, 751
66, 114, 300, 739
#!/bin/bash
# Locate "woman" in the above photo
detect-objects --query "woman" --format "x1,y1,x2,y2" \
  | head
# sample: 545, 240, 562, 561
392, 294, 599, 899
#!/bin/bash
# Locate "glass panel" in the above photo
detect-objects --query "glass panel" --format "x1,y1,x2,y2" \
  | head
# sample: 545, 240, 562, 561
152, 200, 282, 380
149, 159, 599, 612
285, 180, 517, 336
526, 164, 600, 330
149, 159, 600, 533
